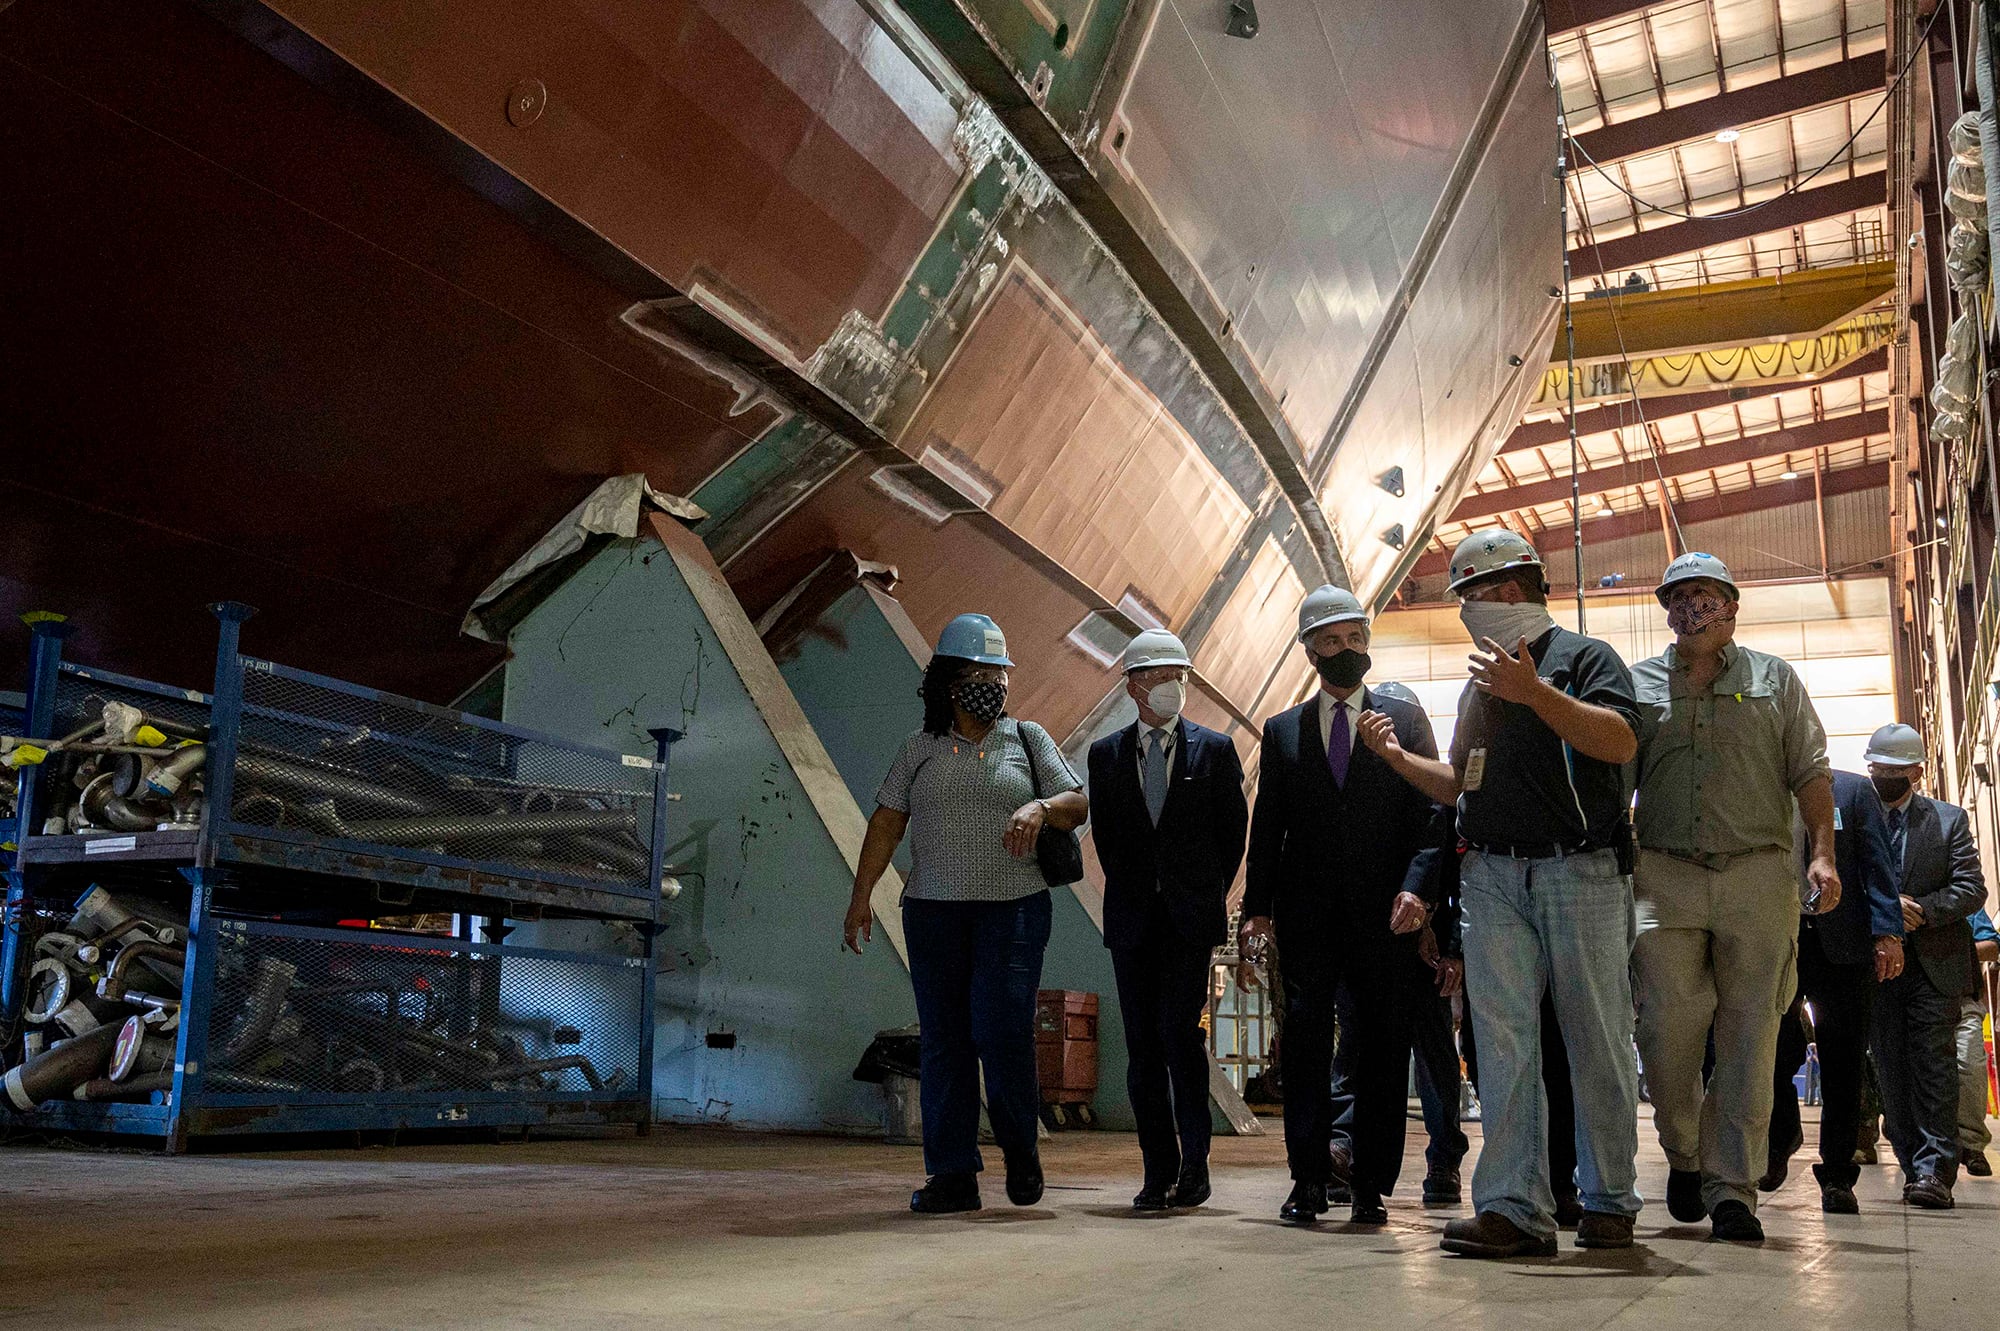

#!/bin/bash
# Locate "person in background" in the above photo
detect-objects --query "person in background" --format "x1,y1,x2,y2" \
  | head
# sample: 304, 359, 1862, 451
1863, 723, 1986, 1209
842, 613, 1088, 1215
1240, 585, 1439, 1227
1364, 529, 1643, 1257
1088, 629, 1247, 1212
1629, 552, 1840, 1244
1328, 679, 1468, 1209
1960, 908, 1998, 1176
1760, 769, 1904, 1214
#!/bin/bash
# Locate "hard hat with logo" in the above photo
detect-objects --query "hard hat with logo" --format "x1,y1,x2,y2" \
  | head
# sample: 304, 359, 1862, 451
1446, 530, 1545, 595
1297, 585, 1368, 641
1654, 551, 1740, 606
1121, 628, 1191, 674
1370, 680, 1421, 706
933, 613, 1013, 667
1863, 722, 1925, 768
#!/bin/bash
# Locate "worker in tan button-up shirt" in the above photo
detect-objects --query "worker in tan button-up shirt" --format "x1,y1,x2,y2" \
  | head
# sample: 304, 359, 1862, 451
1629, 553, 1839, 1245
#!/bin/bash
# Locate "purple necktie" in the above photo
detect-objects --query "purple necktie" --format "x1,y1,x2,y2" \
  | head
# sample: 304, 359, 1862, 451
1325, 703, 1350, 787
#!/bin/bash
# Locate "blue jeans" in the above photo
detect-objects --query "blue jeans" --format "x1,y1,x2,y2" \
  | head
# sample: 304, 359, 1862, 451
902, 891, 1052, 1178
1462, 847, 1641, 1235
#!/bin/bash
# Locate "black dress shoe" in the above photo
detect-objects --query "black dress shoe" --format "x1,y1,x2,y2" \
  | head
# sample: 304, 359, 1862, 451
1349, 1187, 1388, 1225
1966, 1151, 1993, 1177
1710, 1200, 1764, 1243
1168, 1164, 1211, 1209
1552, 1194, 1583, 1230
1821, 1185, 1859, 1214
1757, 1156, 1788, 1193
1133, 1184, 1171, 1212
1004, 1150, 1044, 1206
1280, 1180, 1328, 1225
1666, 1168, 1706, 1223
1905, 1174, 1955, 1209
1422, 1166, 1461, 1207
911, 1173, 981, 1214
1327, 1183, 1353, 1205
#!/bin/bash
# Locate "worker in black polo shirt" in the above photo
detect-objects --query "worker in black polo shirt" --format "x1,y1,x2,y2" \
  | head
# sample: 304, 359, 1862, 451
1361, 529, 1642, 1257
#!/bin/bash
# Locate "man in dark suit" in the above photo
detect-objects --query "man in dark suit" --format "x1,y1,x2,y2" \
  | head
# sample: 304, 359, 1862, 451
1762, 769, 1905, 1213
1240, 585, 1440, 1226
1864, 723, 1988, 1209
1088, 629, 1248, 1212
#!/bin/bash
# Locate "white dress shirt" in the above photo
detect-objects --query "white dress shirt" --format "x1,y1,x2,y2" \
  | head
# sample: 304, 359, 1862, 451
1135, 719, 1179, 783
1318, 687, 1366, 752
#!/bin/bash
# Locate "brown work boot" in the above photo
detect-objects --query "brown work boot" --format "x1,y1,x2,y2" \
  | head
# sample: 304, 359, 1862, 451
1440, 1210, 1557, 1258
1575, 1211, 1634, 1249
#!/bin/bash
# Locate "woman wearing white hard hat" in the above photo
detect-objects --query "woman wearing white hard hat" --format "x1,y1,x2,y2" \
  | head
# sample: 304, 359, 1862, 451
842, 613, 1087, 1214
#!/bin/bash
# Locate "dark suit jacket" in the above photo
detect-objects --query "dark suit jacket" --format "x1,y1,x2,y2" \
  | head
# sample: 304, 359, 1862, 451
1242, 688, 1439, 959
1797, 769, 1903, 966
1896, 793, 1988, 996
1089, 716, 1247, 951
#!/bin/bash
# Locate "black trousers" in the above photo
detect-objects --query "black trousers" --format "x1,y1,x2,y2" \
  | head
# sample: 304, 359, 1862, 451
1463, 989, 1577, 1203
1110, 896, 1216, 1187
1331, 970, 1468, 1171
1874, 963, 1963, 1184
1280, 938, 1408, 1193
1768, 933, 1873, 1189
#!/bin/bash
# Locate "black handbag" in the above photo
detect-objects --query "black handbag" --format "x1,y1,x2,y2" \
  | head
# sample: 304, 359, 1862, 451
1018, 720, 1084, 887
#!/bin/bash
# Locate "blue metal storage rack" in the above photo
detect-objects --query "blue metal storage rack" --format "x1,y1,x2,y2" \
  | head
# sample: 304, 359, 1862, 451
2, 605, 677, 1150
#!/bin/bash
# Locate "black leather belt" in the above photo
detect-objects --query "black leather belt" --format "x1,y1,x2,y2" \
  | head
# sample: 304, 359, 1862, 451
1467, 839, 1601, 861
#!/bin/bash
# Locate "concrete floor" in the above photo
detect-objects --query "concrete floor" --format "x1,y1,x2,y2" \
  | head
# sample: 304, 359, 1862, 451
1, 1113, 1991, 1329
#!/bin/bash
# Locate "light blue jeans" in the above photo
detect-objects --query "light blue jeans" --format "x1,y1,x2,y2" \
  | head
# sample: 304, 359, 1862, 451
1462, 847, 1642, 1236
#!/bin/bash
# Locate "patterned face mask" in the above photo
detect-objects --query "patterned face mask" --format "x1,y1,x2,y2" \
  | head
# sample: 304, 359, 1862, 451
1666, 588, 1735, 637
952, 680, 1008, 723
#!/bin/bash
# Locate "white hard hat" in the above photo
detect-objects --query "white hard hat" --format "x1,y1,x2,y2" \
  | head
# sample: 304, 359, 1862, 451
1370, 680, 1420, 706
1655, 551, 1739, 606
1446, 530, 1545, 595
1863, 723, 1925, 768
1121, 629, 1191, 673
1297, 585, 1367, 641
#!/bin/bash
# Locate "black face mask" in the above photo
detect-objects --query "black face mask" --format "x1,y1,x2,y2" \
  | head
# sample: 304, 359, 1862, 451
1871, 773, 1913, 805
1312, 649, 1370, 690
952, 680, 1008, 724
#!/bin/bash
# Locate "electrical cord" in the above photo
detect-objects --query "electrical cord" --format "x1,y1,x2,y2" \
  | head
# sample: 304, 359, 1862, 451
1562, 3, 1946, 225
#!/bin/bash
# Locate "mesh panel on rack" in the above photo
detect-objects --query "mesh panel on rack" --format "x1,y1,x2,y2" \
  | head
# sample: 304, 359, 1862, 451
207, 924, 645, 1099
41, 666, 214, 836
231, 663, 657, 889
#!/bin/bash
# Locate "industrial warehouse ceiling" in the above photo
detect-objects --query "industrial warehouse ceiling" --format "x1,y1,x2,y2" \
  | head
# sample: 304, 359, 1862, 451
1416, 0, 1897, 593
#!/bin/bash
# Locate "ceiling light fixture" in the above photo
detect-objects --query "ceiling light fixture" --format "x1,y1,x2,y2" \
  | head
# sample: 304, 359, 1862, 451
1714, 128, 1741, 144
1779, 469, 1800, 480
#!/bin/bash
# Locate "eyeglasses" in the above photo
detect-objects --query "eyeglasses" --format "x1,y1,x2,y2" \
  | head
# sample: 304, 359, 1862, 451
960, 668, 1009, 685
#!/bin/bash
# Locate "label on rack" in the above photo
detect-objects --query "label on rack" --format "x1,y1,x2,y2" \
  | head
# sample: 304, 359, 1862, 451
85, 836, 138, 855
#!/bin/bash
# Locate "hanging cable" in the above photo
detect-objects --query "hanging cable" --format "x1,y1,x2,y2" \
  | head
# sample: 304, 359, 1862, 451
1557, 115, 1588, 631
1562, 4, 1947, 226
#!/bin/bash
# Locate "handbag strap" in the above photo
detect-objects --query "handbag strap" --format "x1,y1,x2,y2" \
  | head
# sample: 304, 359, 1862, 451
1017, 719, 1047, 800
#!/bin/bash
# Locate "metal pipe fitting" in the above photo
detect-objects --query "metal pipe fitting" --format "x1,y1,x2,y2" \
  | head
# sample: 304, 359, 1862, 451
235, 751, 437, 815
219, 956, 297, 1065
308, 805, 640, 848
74, 1070, 174, 1101
3, 1022, 122, 1109
144, 743, 206, 798
108, 1015, 177, 1081
99, 941, 187, 1002
79, 773, 164, 832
